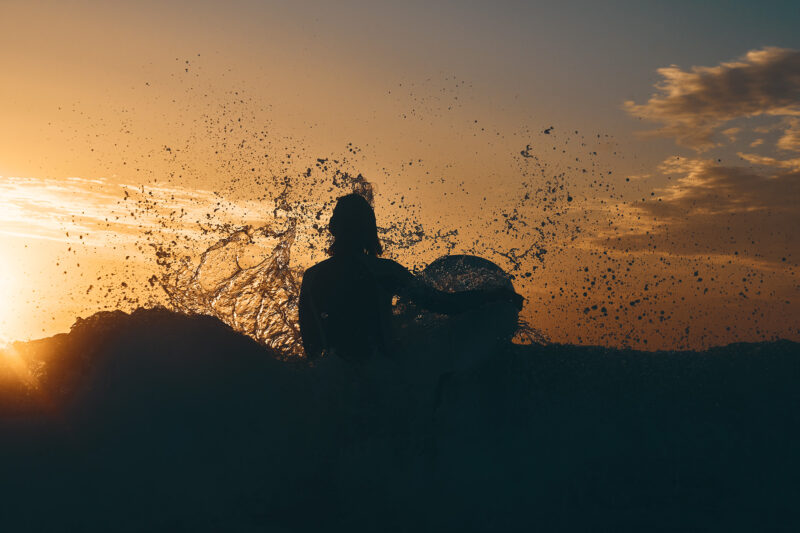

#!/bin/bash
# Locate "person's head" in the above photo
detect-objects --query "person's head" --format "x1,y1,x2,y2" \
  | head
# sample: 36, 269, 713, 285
328, 193, 383, 256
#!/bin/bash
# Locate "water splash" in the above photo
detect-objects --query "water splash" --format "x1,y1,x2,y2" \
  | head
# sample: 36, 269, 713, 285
160, 220, 304, 358
157, 195, 552, 358
156, 172, 382, 358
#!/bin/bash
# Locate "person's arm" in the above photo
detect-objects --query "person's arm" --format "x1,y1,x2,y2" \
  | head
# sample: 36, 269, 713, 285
388, 262, 523, 315
298, 269, 325, 360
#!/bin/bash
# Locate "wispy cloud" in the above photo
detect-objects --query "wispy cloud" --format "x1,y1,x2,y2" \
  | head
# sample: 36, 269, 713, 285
777, 118, 800, 152
736, 152, 800, 171
624, 47, 800, 151
604, 157, 799, 264
722, 127, 741, 143
0, 177, 265, 246
654, 158, 800, 215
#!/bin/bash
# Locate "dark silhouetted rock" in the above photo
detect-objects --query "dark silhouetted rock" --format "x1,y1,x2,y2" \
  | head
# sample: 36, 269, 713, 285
1, 308, 799, 532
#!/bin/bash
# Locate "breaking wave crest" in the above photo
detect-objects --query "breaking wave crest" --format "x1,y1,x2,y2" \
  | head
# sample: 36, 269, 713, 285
160, 219, 304, 357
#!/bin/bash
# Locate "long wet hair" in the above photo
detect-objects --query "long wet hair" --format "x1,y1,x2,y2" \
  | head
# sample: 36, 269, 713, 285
328, 193, 383, 256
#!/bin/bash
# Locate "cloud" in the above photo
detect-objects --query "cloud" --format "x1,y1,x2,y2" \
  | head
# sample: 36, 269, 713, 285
605, 158, 800, 263
624, 47, 800, 151
0, 177, 263, 245
722, 127, 741, 142
736, 152, 800, 171
654, 158, 799, 214
777, 118, 800, 151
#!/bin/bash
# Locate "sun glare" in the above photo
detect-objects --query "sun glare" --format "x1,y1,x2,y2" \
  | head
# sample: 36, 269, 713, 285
0, 253, 18, 344
0, 343, 40, 390
0, 252, 39, 390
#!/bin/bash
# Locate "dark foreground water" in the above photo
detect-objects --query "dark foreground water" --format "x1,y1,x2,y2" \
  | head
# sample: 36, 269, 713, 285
1, 308, 799, 532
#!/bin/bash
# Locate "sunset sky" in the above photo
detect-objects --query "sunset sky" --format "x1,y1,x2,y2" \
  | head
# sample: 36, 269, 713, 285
1, 0, 798, 349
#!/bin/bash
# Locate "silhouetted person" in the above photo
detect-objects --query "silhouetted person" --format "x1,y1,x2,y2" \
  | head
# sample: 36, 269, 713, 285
299, 193, 523, 362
